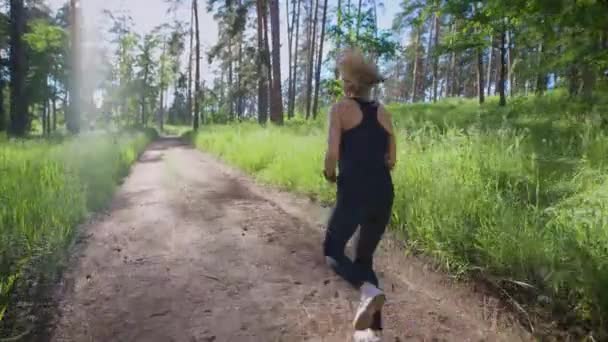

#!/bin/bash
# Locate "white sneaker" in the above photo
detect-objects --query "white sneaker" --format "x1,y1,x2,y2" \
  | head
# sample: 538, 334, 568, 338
352, 282, 385, 330
353, 329, 382, 342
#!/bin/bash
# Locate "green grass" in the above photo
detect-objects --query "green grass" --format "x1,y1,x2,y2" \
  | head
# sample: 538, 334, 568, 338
0, 128, 156, 322
191, 93, 608, 334
163, 124, 192, 137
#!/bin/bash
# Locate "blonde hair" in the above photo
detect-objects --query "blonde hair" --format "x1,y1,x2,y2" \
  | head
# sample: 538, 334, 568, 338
337, 48, 384, 96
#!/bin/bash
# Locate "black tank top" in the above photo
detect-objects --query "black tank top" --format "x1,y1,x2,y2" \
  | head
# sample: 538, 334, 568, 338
337, 98, 393, 206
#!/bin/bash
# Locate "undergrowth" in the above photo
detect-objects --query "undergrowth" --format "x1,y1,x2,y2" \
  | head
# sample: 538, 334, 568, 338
191, 93, 608, 337
0, 128, 156, 324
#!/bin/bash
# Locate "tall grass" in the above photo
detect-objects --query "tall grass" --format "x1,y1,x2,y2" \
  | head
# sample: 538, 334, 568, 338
191, 93, 608, 334
0, 128, 156, 321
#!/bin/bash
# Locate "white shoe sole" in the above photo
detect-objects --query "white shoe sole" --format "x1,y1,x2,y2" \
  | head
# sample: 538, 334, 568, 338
352, 293, 385, 330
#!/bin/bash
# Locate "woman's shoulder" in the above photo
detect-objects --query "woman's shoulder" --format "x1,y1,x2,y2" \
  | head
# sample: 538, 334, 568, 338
334, 97, 359, 108
330, 98, 358, 116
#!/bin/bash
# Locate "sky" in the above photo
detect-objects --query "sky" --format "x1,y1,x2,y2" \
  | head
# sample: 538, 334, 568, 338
47, 0, 400, 85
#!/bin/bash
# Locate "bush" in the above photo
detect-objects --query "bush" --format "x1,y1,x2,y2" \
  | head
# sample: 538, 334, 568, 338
0, 129, 155, 320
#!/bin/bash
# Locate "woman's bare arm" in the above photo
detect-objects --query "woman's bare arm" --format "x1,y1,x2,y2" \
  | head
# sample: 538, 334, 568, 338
324, 104, 342, 181
379, 105, 396, 170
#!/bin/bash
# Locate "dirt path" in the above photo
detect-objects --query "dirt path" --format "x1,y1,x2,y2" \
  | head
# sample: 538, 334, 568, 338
48, 138, 530, 342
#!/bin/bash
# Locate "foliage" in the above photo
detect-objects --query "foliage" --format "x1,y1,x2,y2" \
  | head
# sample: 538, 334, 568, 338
386, 0, 608, 104
0, 129, 155, 321
24, 18, 68, 108
328, 4, 398, 62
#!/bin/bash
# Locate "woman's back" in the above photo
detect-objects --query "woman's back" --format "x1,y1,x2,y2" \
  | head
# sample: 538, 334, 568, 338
336, 98, 393, 206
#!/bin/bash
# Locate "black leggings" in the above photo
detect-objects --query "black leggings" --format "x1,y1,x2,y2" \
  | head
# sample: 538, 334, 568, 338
323, 197, 392, 330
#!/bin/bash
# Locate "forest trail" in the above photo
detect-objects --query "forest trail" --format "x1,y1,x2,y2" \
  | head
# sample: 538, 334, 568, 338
48, 138, 530, 342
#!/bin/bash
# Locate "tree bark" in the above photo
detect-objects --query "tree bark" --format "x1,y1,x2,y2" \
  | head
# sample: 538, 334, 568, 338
305, 0, 319, 119
473, 3, 484, 104
535, 41, 546, 95
0, 77, 4, 132
334, 0, 342, 79
486, 37, 493, 96
52, 96, 57, 131
507, 30, 514, 97
477, 47, 485, 104
355, 0, 363, 39
289, 0, 302, 119
581, 62, 595, 101
411, 26, 421, 102
46, 100, 51, 135
159, 40, 167, 132
193, 0, 201, 129
448, 22, 456, 98
263, 2, 272, 106
499, 25, 507, 106
235, 0, 244, 122
66, 0, 80, 134
312, 0, 328, 119
431, 13, 440, 102
269, 0, 284, 124
286, 0, 293, 119
40, 103, 46, 135
256, 0, 269, 124
421, 17, 434, 102
228, 41, 234, 120
9, 0, 27, 136
141, 63, 149, 126
187, 3, 194, 120
237, 31, 244, 120
507, 31, 515, 97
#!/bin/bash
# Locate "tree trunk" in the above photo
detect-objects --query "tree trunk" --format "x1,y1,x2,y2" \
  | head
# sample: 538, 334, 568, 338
40, 103, 46, 135
535, 41, 546, 95
142, 62, 149, 126
448, 22, 457, 98
334, 0, 342, 79
289, 0, 302, 119
263, 2, 272, 105
507, 30, 514, 97
421, 17, 433, 102
473, 3, 484, 104
159, 40, 167, 132
477, 47, 485, 104
499, 25, 507, 106
256, 0, 269, 124
66, 0, 80, 134
305, 0, 319, 119
355, 0, 363, 39
567, 64, 579, 97
9, 0, 27, 136
312, 0, 328, 119
411, 26, 421, 102
269, 0, 284, 124
187, 3, 194, 120
193, 0, 201, 129
487, 37, 493, 96
45, 100, 51, 135
581, 62, 595, 101
494, 47, 501, 96
140, 99, 145, 126
431, 13, 440, 102
237, 32, 244, 120
52, 96, 57, 131
286, 0, 293, 119
0, 77, 4, 132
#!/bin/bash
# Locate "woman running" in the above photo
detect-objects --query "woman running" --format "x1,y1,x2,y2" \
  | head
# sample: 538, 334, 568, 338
322, 48, 396, 340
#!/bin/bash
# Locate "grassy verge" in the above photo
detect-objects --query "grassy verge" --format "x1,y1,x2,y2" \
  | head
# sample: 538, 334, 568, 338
0, 128, 156, 326
163, 124, 192, 137
190, 93, 608, 337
